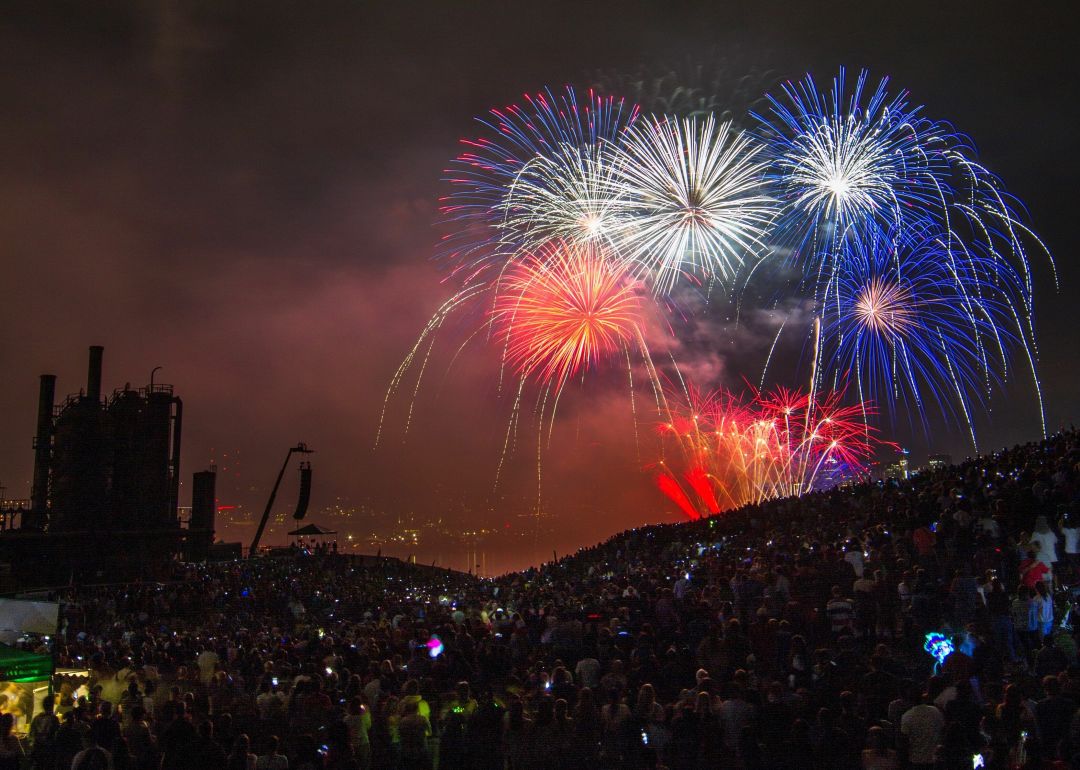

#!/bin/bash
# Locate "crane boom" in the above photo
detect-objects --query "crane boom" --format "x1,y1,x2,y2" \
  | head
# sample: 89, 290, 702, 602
249, 442, 313, 556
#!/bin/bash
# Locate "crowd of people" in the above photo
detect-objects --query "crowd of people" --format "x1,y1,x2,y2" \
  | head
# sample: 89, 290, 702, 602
5, 428, 1079, 769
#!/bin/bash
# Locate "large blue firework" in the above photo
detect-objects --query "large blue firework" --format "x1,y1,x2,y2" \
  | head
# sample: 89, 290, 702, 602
817, 224, 1039, 446
441, 86, 640, 282
752, 67, 1051, 314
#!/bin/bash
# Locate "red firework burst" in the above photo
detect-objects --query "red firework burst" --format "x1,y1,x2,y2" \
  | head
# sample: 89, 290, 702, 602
492, 242, 646, 390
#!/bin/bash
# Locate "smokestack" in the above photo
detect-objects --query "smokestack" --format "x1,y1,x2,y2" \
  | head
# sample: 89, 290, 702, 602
31, 374, 56, 519
87, 345, 103, 402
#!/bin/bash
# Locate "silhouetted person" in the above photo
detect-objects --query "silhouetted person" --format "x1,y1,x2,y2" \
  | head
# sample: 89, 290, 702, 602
194, 720, 228, 770
159, 701, 199, 770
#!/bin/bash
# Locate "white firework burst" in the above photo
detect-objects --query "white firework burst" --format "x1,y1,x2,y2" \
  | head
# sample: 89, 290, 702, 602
613, 115, 776, 293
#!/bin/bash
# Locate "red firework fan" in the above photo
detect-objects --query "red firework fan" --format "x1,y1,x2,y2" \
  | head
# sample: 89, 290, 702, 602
656, 381, 888, 519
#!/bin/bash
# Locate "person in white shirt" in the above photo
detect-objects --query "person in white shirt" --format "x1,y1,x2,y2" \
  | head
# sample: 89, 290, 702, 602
843, 542, 865, 578
1059, 509, 1080, 568
255, 683, 285, 721
900, 697, 944, 768
197, 647, 220, 684
673, 574, 692, 600
575, 656, 601, 690
1029, 516, 1059, 577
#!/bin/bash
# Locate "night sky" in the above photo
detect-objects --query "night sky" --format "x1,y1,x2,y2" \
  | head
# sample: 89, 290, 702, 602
1, 1, 1076, 572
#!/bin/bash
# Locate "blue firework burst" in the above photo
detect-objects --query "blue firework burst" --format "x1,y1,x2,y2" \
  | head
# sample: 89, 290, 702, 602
818, 224, 1036, 445
753, 67, 1051, 314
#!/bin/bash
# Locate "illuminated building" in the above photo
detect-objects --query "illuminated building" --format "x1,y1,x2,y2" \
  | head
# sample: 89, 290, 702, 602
884, 449, 910, 481
926, 454, 953, 471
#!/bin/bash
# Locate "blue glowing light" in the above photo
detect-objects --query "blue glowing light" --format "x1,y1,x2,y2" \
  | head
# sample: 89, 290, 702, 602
923, 632, 954, 671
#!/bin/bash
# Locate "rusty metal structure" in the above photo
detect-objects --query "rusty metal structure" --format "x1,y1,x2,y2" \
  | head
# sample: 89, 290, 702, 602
0, 346, 191, 585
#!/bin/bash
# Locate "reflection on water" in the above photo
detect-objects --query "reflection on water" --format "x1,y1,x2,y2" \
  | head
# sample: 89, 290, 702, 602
216, 515, 562, 576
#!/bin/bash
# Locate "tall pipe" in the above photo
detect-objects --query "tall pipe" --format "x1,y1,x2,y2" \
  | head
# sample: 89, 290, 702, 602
87, 345, 104, 402
30, 374, 56, 521
169, 397, 183, 525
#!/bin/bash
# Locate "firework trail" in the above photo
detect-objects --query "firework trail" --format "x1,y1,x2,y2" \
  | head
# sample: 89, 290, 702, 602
375, 283, 488, 447
656, 472, 701, 520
